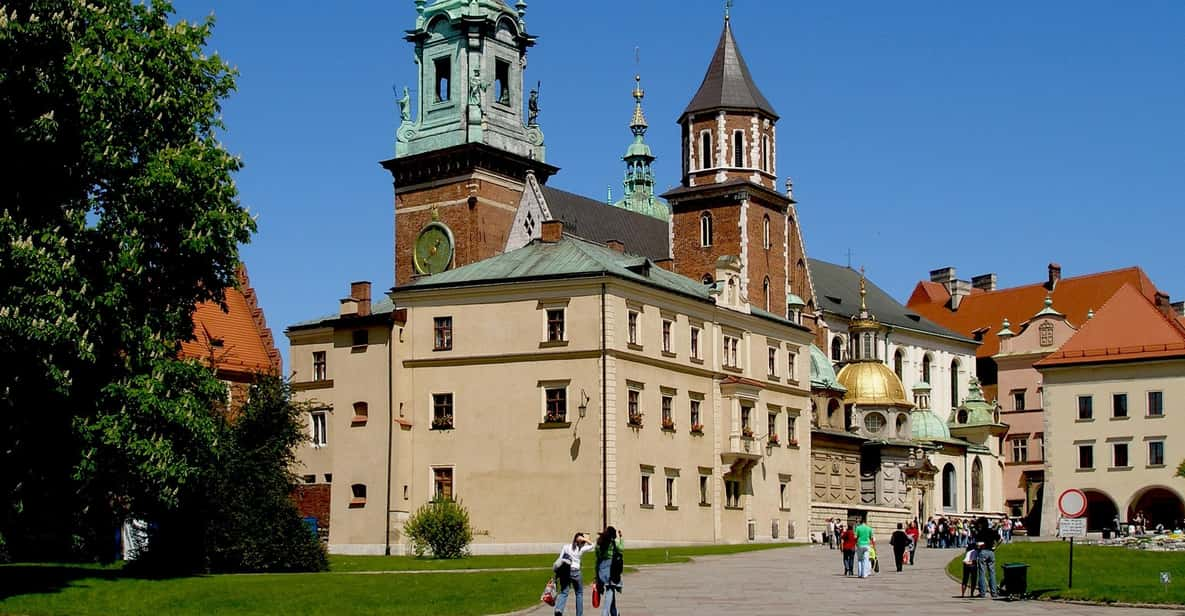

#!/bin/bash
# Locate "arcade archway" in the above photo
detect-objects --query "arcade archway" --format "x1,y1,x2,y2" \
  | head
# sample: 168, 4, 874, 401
1128, 487, 1185, 530
1084, 489, 1118, 531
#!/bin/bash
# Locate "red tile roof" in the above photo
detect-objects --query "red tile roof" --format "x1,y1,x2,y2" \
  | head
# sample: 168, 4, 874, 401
1036, 284, 1185, 367
906, 267, 1159, 358
179, 265, 280, 378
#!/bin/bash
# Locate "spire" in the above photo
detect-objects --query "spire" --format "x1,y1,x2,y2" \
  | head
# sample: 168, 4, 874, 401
630, 74, 648, 134
614, 70, 668, 220
859, 266, 868, 312
681, 16, 777, 121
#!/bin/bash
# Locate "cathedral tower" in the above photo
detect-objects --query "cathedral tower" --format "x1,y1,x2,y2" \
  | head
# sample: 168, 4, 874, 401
383, 0, 557, 286
663, 14, 812, 322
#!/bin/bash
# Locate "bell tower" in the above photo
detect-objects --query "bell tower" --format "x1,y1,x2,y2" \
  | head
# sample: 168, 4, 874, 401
663, 12, 811, 323
383, 0, 557, 286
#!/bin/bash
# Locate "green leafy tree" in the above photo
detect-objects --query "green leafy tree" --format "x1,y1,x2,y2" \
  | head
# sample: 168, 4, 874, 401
1177, 458, 1185, 479
404, 498, 474, 559
0, 0, 253, 561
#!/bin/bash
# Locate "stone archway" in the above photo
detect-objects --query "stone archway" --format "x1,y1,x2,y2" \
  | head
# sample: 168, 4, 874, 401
1084, 489, 1119, 532
1128, 486, 1185, 530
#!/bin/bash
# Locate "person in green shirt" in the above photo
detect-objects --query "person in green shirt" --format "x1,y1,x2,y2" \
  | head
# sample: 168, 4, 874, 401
594, 527, 624, 616
854, 518, 874, 578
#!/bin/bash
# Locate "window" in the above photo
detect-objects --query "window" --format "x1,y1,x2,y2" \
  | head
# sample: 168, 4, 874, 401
628, 311, 639, 345
313, 351, 327, 381
1149, 440, 1165, 466
767, 412, 777, 443
699, 473, 710, 505
700, 132, 712, 169
787, 351, 797, 381
779, 481, 788, 509
352, 401, 368, 424
787, 415, 797, 444
662, 320, 672, 353
700, 212, 713, 247
725, 479, 742, 508
733, 130, 744, 167
723, 335, 740, 369
1078, 395, 1093, 420
494, 58, 510, 105
311, 410, 328, 447
1148, 391, 1164, 417
1078, 444, 1094, 469
1038, 435, 1046, 461
1039, 322, 1054, 347
433, 57, 451, 102
942, 464, 957, 510
763, 277, 770, 311
302, 474, 315, 484
661, 395, 673, 429
433, 317, 453, 350
921, 355, 932, 383
741, 405, 752, 435
831, 337, 843, 362
971, 457, 983, 511
690, 398, 702, 430
950, 360, 960, 408
628, 389, 642, 425
767, 347, 778, 377
641, 472, 652, 506
352, 329, 368, 347
761, 134, 769, 171
432, 393, 454, 429
690, 327, 700, 359
546, 309, 565, 342
1112, 393, 1127, 418
350, 483, 367, 507
1113, 442, 1129, 468
893, 350, 904, 380
1011, 438, 1027, 463
864, 413, 885, 433
433, 467, 454, 500
762, 215, 771, 249
545, 387, 567, 423
1013, 391, 1025, 411
665, 475, 677, 508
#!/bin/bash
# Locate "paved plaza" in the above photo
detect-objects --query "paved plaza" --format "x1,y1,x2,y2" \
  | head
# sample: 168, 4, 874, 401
531, 545, 1179, 616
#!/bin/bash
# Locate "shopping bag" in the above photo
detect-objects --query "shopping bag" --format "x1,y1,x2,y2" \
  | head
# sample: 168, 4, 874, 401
541, 577, 557, 606
903, 550, 910, 565
591, 581, 601, 608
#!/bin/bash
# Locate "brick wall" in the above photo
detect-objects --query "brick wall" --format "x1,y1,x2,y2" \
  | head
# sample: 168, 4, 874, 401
684, 112, 776, 190
745, 195, 787, 317
292, 483, 331, 531
671, 203, 741, 284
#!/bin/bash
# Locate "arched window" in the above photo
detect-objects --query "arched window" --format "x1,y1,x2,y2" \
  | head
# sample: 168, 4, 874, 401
733, 131, 745, 167
971, 457, 984, 511
762, 215, 771, 249
700, 131, 712, 170
863, 332, 872, 360
922, 354, 932, 384
831, 336, 843, 362
942, 464, 957, 510
893, 349, 904, 380
849, 334, 860, 361
700, 212, 713, 247
763, 277, 770, 311
701, 273, 714, 285
950, 359, 960, 408
761, 134, 769, 171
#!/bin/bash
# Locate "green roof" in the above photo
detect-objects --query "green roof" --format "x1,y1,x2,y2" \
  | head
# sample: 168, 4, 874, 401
810, 343, 846, 392
951, 377, 999, 427
287, 297, 398, 331
911, 409, 951, 440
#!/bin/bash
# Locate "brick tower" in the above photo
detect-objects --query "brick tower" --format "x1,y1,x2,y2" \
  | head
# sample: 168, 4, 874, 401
382, 0, 557, 286
663, 14, 814, 325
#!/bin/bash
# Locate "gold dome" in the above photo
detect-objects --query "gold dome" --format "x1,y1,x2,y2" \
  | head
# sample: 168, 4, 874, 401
837, 361, 913, 408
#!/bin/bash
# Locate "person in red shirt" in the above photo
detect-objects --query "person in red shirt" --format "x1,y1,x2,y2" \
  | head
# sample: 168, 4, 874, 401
905, 520, 920, 566
840, 523, 857, 576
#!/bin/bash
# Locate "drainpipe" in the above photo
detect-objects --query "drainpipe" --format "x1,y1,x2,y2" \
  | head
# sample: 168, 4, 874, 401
964, 448, 969, 514
384, 320, 394, 555
601, 282, 608, 530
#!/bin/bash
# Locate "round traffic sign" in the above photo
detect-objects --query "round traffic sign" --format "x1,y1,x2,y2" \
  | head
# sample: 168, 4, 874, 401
1058, 488, 1088, 518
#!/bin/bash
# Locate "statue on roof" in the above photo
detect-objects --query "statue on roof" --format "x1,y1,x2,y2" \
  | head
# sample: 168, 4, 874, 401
397, 86, 411, 123
528, 82, 540, 126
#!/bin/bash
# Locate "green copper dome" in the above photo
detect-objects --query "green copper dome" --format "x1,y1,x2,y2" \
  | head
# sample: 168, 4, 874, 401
809, 344, 845, 392
911, 409, 951, 440
951, 377, 998, 426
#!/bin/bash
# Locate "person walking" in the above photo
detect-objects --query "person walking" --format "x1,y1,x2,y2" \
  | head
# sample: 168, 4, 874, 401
825, 518, 836, 549
854, 518, 874, 578
554, 532, 595, 616
975, 518, 998, 598
595, 527, 624, 616
905, 521, 920, 565
960, 544, 980, 597
889, 523, 911, 572
840, 523, 857, 576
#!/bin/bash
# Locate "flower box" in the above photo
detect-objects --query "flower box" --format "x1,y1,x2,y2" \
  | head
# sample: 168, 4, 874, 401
741, 427, 754, 438
768, 434, 781, 446
661, 418, 676, 430
543, 412, 567, 424
628, 412, 644, 427
431, 415, 454, 430
690, 423, 705, 434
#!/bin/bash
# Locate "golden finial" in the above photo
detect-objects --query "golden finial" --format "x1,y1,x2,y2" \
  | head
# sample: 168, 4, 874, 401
859, 266, 867, 311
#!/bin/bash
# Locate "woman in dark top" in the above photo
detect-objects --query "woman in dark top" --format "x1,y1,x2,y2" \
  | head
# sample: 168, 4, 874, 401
840, 524, 857, 576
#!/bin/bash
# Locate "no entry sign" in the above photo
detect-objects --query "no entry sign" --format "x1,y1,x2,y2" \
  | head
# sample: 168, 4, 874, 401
1059, 488, 1088, 518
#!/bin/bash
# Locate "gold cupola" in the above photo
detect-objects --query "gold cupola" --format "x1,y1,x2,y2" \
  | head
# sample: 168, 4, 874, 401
836, 268, 913, 408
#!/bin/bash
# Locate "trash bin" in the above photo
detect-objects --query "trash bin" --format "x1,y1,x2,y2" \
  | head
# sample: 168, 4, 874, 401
1002, 563, 1029, 598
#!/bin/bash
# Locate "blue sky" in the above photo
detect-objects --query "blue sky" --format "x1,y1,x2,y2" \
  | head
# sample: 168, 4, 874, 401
173, 1, 1185, 369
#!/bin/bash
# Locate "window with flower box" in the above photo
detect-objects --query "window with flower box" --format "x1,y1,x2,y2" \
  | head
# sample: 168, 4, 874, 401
545, 387, 567, 424
432, 393, 454, 430
433, 316, 453, 350
767, 412, 779, 445
628, 388, 643, 427
690, 396, 704, 433
661, 394, 674, 430
433, 467, 454, 500
787, 414, 797, 446
741, 405, 753, 438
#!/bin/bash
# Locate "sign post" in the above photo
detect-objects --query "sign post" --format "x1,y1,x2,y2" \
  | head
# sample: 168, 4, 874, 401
1057, 489, 1088, 589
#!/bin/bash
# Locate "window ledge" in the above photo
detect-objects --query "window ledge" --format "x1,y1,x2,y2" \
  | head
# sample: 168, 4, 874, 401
351, 345, 368, 353
661, 425, 677, 433
433, 346, 453, 352
723, 506, 744, 511
690, 429, 705, 436
1076, 468, 1096, 472
351, 416, 368, 426
640, 504, 655, 510
767, 374, 779, 381
699, 502, 711, 508
786, 441, 800, 448
538, 421, 571, 430
690, 357, 705, 365
1110, 415, 1130, 421
1076, 418, 1095, 423
293, 379, 335, 392
430, 425, 455, 431
349, 498, 366, 508
723, 365, 743, 374
1146, 414, 1166, 419
1108, 466, 1133, 472
779, 507, 792, 513
627, 342, 644, 352
1147, 464, 1166, 469
661, 350, 677, 358
665, 505, 679, 511
539, 340, 569, 349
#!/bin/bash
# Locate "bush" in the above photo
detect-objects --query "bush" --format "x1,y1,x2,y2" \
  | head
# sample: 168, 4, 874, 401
404, 498, 473, 558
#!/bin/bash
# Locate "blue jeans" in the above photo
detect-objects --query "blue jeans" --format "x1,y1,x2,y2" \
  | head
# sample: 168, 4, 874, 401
597, 560, 619, 616
978, 549, 997, 597
855, 544, 871, 577
555, 569, 584, 615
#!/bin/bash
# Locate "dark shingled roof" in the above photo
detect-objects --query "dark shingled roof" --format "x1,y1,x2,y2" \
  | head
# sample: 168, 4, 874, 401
681, 20, 777, 121
541, 186, 670, 261
809, 259, 978, 345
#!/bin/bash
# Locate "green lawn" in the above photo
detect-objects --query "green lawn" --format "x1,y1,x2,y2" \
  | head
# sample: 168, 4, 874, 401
0, 543, 802, 616
944, 542, 1185, 605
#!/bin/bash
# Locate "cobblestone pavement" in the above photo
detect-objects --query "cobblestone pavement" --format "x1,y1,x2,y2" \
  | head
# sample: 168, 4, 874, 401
532, 545, 1180, 616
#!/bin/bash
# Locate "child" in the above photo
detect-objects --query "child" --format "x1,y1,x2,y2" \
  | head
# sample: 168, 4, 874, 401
868, 541, 879, 575
960, 544, 980, 597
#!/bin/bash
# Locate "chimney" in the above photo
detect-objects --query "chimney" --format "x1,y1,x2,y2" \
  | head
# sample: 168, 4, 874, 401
1047, 263, 1061, 290
1154, 291, 1174, 318
541, 219, 563, 243
930, 267, 957, 285
350, 281, 372, 317
1172, 301, 1185, 317
971, 273, 997, 292
606, 239, 625, 253
654, 257, 674, 271
949, 279, 972, 310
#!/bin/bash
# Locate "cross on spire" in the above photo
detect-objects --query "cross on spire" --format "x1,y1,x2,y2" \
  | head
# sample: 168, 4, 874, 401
724, 0, 734, 21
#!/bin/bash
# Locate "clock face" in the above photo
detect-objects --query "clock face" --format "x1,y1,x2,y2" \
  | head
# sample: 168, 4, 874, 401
413, 222, 454, 275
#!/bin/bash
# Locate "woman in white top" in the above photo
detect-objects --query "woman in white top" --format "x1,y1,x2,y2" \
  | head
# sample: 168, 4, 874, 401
553, 532, 596, 616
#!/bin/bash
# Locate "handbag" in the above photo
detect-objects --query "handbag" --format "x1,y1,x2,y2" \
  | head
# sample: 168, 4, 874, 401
591, 581, 601, 608
541, 578, 557, 606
